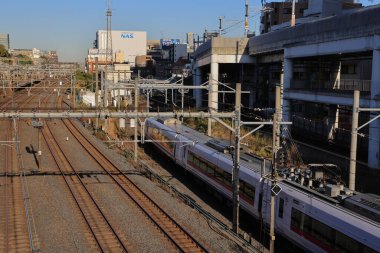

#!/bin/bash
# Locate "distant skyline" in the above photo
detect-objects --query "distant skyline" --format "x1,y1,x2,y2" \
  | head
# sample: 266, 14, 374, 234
1, 0, 378, 62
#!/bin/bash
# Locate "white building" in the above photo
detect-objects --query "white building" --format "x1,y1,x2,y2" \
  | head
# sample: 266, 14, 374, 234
96, 30, 147, 66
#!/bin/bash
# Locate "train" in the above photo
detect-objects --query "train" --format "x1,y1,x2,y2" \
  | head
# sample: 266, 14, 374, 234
144, 117, 380, 253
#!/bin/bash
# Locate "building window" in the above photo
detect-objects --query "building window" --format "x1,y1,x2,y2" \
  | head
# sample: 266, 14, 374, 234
283, 8, 292, 14
341, 64, 357, 75
293, 71, 305, 81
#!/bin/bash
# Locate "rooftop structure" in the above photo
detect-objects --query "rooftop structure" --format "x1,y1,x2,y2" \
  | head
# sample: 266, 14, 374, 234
0, 33, 10, 50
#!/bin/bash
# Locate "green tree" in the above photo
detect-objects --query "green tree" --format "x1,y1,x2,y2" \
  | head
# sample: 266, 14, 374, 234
0, 45, 10, 57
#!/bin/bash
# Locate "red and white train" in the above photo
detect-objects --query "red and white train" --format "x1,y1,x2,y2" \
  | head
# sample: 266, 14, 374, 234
145, 118, 380, 253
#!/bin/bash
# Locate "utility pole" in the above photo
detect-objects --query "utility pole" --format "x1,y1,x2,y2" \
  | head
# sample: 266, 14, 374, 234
349, 90, 360, 191
95, 57, 99, 109
219, 16, 224, 37
72, 74, 76, 109
245, 0, 249, 36
134, 71, 140, 162
101, 71, 105, 108
105, 0, 113, 108
118, 71, 121, 111
95, 57, 99, 131
291, 0, 296, 27
269, 85, 281, 253
232, 83, 242, 233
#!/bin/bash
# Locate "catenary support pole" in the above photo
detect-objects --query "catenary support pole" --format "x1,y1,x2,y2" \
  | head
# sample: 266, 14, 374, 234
95, 57, 99, 109
232, 83, 241, 233
95, 57, 99, 131
134, 71, 140, 162
349, 90, 360, 191
291, 0, 296, 27
270, 85, 281, 253
269, 109, 277, 253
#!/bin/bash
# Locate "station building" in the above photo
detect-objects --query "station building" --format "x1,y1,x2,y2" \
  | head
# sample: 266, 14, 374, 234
192, 3, 380, 169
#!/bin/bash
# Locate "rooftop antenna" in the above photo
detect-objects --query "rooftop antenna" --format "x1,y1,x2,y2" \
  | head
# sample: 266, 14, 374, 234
219, 16, 225, 37
245, 0, 249, 36
106, 0, 113, 65
105, 0, 113, 108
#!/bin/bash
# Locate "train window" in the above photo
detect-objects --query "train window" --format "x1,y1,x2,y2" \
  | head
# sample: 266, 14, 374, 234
244, 185, 255, 200
363, 246, 378, 253
188, 153, 193, 163
310, 218, 333, 246
205, 164, 214, 175
223, 172, 230, 185
214, 167, 224, 179
278, 198, 284, 218
291, 208, 301, 228
200, 162, 207, 171
240, 183, 246, 195
335, 231, 360, 253
193, 157, 200, 167
290, 208, 377, 253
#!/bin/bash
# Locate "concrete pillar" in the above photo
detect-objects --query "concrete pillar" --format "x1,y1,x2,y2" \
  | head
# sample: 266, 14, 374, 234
368, 49, 380, 168
207, 55, 219, 136
283, 58, 293, 124
209, 56, 219, 112
193, 67, 203, 109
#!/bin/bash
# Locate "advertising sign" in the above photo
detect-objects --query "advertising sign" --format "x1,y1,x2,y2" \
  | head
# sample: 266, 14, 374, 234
160, 39, 181, 50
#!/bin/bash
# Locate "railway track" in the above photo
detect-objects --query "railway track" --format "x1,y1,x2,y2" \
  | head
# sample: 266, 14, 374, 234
41, 120, 130, 252
35, 82, 129, 252
0, 123, 32, 253
59, 97, 208, 253
0, 78, 54, 112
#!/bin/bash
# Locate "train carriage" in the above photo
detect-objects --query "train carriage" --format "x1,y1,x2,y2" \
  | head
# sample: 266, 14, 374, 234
145, 118, 380, 253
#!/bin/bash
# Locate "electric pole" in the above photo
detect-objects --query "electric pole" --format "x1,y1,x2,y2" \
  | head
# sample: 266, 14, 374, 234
232, 83, 242, 233
134, 71, 140, 162
95, 57, 99, 131
219, 16, 224, 37
105, 0, 113, 108
269, 85, 282, 253
291, 0, 296, 27
245, 0, 249, 36
349, 90, 360, 191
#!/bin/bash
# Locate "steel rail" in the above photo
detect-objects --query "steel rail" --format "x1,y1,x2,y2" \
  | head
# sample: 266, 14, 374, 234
63, 114, 208, 253
57, 94, 208, 252
41, 84, 129, 252
0, 111, 235, 119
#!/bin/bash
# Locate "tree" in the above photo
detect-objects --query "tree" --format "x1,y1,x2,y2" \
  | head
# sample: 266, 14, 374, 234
0, 44, 10, 57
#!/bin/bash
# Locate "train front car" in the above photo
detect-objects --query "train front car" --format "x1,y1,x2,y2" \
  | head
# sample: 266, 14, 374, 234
272, 182, 380, 253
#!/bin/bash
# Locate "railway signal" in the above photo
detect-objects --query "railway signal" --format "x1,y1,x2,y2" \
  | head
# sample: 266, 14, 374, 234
32, 119, 43, 169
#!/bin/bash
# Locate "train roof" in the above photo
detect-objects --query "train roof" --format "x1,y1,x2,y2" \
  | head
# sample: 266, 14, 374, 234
162, 119, 272, 176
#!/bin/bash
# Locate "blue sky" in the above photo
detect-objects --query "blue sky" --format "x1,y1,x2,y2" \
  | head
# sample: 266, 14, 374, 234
1, 0, 378, 62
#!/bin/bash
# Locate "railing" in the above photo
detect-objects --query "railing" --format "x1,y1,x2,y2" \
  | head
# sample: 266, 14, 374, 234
333, 79, 371, 92
290, 79, 371, 92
